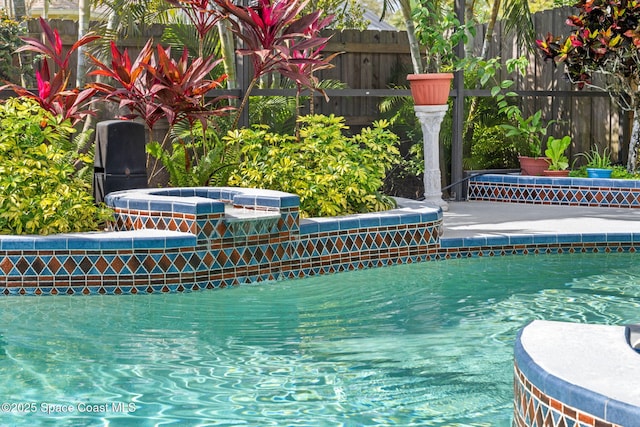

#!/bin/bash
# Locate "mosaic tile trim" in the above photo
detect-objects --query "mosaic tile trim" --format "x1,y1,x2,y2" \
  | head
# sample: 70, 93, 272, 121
467, 174, 640, 208
0, 188, 443, 296
107, 187, 301, 247
438, 233, 640, 258
513, 362, 620, 427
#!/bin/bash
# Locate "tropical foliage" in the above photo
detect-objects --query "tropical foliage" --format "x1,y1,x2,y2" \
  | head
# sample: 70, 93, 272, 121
1, 0, 394, 222
544, 135, 571, 170
0, 98, 111, 235
0, 10, 27, 85
82, 0, 338, 187
146, 120, 238, 186
227, 115, 400, 217
413, 0, 475, 72
536, 0, 640, 170
2, 18, 99, 125
88, 40, 233, 130
213, 0, 337, 126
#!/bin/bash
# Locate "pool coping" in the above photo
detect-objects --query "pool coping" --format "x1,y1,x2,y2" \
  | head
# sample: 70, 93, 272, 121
0, 188, 443, 295
468, 173, 640, 208
514, 320, 640, 426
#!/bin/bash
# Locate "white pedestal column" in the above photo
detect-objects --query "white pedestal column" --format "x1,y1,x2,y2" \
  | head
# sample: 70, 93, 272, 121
414, 105, 449, 211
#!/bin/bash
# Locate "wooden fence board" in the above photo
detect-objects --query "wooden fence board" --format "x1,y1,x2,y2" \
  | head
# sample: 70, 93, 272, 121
18, 13, 624, 153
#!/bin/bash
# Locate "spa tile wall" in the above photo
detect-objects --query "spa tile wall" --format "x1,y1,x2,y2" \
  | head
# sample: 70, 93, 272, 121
0, 192, 442, 295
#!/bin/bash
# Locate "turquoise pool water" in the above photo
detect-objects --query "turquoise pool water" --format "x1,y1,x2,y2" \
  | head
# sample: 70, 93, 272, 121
1, 252, 639, 426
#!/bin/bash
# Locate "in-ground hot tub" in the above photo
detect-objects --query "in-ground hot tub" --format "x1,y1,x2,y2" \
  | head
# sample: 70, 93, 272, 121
0, 187, 442, 295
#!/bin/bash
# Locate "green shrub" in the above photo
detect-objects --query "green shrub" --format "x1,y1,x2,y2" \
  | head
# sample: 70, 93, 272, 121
466, 125, 519, 169
0, 11, 29, 85
226, 114, 401, 217
0, 98, 112, 235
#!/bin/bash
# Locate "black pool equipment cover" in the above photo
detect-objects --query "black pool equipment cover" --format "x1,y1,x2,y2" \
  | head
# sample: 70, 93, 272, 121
93, 120, 148, 204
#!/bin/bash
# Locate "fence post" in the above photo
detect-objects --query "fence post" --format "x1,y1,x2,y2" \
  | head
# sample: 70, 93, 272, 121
450, 0, 466, 201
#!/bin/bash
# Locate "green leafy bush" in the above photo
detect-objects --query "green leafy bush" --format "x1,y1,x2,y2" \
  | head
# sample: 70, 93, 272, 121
147, 120, 239, 187
227, 114, 401, 217
466, 125, 519, 169
0, 11, 28, 85
0, 98, 112, 235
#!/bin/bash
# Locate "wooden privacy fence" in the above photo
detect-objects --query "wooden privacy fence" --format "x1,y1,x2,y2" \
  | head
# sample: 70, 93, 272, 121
11, 13, 626, 164
472, 6, 625, 165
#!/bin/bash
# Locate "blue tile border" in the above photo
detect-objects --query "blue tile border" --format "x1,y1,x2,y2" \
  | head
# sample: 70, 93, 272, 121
0, 188, 444, 296
468, 173, 640, 208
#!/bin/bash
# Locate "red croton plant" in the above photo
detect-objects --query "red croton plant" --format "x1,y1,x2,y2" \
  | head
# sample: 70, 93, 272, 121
536, 0, 640, 170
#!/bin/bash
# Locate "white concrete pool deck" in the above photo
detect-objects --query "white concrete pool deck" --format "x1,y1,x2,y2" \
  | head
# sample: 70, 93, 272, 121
442, 201, 640, 238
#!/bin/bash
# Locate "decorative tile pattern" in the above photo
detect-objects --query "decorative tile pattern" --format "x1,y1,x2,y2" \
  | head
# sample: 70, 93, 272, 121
468, 174, 640, 208
3, 183, 640, 298
0, 189, 442, 296
438, 234, 640, 260
513, 362, 620, 427
3, 185, 640, 426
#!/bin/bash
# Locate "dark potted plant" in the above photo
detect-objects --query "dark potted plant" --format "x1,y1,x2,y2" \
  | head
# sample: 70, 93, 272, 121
543, 136, 571, 176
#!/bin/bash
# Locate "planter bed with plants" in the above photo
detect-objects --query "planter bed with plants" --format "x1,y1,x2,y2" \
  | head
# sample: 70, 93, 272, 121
467, 173, 640, 208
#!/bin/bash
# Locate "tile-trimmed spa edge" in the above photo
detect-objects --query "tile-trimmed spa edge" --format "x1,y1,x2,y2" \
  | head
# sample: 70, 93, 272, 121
0, 188, 443, 295
3, 186, 640, 296
514, 320, 640, 426
468, 174, 640, 208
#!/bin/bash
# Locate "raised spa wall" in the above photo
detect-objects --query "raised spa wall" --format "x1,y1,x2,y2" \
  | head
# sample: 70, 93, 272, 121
0, 187, 442, 295
3, 179, 640, 296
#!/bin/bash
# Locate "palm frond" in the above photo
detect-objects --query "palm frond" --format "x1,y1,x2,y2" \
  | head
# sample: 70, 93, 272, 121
502, 0, 536, 50
249, 96, 297, 133
162, 20, 222, 59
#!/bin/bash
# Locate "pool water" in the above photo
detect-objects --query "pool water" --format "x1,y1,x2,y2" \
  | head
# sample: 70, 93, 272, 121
1, 252, 639, 426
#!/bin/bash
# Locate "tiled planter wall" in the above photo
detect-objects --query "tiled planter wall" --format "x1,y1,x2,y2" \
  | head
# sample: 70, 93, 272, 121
468, 174, 640, 207
0, 188, 442, 296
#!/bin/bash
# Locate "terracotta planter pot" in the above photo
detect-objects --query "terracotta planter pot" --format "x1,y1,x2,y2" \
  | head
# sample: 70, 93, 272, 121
519, 156, 550, 176
407, 73, 454, 105
542, 169, 570, 177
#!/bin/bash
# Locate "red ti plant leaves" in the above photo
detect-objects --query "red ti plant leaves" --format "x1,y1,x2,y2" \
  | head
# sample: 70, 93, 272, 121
88, 41, 155, 125
88, 41, 234, 131
164, 0, 224, 40
213, 0, 336, 126
214, 0, 333, 82
1, 18, 98, 124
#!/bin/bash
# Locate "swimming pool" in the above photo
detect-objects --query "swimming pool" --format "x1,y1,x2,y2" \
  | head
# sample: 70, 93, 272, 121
1, 252, 638, 426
